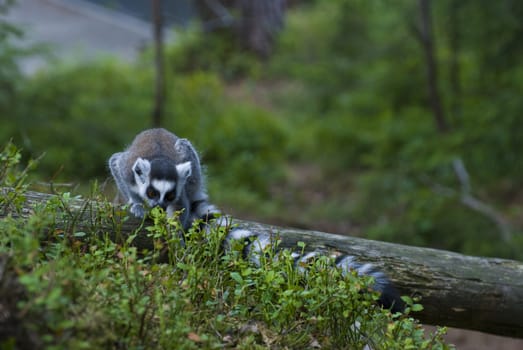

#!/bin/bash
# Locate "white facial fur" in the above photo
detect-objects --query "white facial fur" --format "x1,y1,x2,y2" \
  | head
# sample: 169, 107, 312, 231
151, 179, 176, 200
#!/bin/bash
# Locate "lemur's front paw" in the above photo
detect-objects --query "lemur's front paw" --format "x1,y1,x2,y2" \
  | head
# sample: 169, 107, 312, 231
129, 203, 145, 218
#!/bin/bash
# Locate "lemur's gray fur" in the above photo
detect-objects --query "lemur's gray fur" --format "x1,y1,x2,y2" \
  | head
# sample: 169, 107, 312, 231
108, 128, 219, 229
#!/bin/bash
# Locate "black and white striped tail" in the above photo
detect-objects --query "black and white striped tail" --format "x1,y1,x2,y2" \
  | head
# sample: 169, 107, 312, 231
215, 221, 404, 313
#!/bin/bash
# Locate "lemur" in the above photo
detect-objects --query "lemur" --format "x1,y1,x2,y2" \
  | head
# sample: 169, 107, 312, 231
108, 128, 404, 313
108, 128, 219, 229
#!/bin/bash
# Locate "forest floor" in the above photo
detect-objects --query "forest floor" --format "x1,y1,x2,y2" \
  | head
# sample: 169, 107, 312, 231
428, 327, 523, 350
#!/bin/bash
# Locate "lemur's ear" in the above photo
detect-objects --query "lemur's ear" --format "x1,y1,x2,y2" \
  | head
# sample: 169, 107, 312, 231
132, 158, 151, 184
176, 161, 192, 182
175, 161, 192, 198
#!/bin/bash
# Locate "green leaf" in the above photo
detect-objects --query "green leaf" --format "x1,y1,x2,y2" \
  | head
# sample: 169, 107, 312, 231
230, 272, 243, 284
411, 303, 424, 312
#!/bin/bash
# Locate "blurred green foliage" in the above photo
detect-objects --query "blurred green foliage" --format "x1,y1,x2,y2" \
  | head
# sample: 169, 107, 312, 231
163, 28, 263, 80
4, 61, 153, 178
267, 0, 523, 258
0, 1, 27, 120
1, 60, 286, 200
1, 0, 522, 259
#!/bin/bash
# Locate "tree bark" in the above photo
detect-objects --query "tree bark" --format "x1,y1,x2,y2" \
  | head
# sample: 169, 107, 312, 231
3, 189, 523, 338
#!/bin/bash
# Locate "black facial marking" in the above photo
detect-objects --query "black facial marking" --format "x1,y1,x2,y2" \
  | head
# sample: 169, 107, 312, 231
146, 186, 159, 199
164, 190, 177, 202
149, 158, 178, 181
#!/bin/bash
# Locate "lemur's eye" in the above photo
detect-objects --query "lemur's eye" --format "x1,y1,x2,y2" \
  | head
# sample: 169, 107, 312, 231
146, 187, 159, 199
165, 190, 176, 202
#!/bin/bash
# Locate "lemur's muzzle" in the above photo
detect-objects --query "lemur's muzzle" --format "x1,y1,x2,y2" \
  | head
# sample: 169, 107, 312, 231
157, 203, 168, 211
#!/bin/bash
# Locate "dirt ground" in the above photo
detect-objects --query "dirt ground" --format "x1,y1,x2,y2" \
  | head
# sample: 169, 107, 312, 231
426, 326, 523, 349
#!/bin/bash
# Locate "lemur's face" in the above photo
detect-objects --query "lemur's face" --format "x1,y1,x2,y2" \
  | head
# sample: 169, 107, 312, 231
132, 158, 192, 214
142, 179, 177, 210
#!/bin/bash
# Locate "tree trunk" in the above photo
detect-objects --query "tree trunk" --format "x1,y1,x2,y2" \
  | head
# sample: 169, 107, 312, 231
3, 189, 523, 338
448, 0, 462, 125
194, 0, 286, 58
151, 0, 165, 127
236, 0, 285, 58
418, 0, 448, 133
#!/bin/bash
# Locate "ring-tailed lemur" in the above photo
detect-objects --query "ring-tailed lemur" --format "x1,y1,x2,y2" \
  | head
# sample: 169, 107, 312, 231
108, 128, 404, 312
108, 128, 219, 229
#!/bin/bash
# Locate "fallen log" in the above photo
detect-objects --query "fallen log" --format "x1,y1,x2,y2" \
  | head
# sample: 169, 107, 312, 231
2, 189, 523, 338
